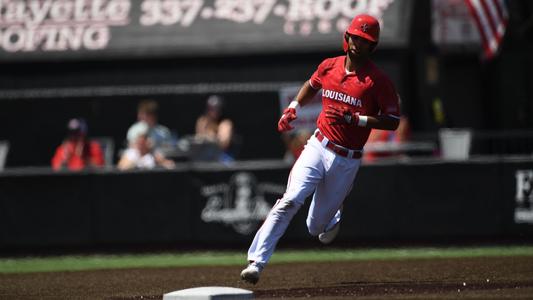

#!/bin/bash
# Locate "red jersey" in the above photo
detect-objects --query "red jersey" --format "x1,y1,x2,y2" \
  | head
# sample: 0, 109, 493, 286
51, 139, 104, 171
309, 56, 400, 150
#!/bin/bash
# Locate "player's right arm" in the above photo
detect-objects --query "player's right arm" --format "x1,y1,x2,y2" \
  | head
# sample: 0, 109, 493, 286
277, 81, 319, 132
294, 80, 320, 107
278, 59, 328, 132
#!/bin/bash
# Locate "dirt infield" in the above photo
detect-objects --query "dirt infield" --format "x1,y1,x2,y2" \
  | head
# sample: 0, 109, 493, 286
1, 256, 533, 299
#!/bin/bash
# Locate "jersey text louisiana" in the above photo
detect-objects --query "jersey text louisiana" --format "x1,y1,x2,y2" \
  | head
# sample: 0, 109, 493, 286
322, 89, 362, 107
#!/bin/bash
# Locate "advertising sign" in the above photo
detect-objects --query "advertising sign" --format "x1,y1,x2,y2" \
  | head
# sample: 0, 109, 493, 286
0, 0, 413, 61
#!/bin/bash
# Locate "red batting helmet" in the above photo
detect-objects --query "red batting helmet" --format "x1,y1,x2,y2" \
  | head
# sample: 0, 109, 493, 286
343, 14, 380, 52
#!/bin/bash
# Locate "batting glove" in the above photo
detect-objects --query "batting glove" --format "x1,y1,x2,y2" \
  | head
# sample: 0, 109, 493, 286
278, 108, 297, 132
325, 105, 359, 126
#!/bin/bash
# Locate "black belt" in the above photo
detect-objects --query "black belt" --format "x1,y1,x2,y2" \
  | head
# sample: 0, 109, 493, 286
315, 131, 362, 159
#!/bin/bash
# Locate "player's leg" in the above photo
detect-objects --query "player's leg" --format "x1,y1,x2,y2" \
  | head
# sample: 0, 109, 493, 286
247, 137, 324, 264
306, 154, 361, 242
242, 135, 325, 283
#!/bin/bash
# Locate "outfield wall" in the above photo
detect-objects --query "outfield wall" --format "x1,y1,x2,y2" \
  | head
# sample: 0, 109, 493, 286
1, 158, 532, 249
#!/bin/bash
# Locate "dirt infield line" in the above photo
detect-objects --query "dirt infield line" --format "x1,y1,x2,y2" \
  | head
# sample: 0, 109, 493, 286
2, 256, 533, 299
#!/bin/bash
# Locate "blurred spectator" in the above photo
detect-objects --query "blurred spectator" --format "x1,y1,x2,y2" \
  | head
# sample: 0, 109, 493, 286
51, 118, 104, 171
118, 122, 175, 171
127, 99, 175, 151
195, 95, 238, 162
363, 116, 411, 162
282, 129, 313, 163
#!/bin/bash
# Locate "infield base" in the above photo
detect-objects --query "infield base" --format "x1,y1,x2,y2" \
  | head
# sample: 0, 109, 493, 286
163, 286, 253, 300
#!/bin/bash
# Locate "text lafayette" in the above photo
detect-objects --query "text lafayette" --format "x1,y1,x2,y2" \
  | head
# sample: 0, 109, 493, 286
0, 0, 130, 52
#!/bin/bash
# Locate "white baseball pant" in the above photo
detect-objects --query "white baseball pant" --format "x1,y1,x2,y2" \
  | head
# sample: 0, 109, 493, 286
247, 131, 361, 265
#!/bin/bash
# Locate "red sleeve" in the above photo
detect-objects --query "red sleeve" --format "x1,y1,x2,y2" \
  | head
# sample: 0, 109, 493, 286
89, 141, 105, 167
375, 75, 400, 117
309, 58, 333, 90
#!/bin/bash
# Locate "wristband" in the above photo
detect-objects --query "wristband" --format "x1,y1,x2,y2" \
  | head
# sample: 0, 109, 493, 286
288, 100, 300, 110
357, 115, 368, 127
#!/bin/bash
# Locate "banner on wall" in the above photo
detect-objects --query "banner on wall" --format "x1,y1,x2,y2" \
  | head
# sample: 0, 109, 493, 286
200, 172, 285, 235
0, 0, 413, 61
432, 0, 481, 47
515, 169, 533, 224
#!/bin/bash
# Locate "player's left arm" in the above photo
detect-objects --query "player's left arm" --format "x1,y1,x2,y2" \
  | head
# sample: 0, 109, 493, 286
325, 105, 399, 130
366, 75, 400, 131
362, 114, 399, 130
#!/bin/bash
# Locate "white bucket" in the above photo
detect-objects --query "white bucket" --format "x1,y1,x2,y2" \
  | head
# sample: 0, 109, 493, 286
439, 128, 472, 160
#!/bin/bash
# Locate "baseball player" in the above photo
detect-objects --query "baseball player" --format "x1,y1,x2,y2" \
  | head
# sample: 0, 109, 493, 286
240, 14, 400, 284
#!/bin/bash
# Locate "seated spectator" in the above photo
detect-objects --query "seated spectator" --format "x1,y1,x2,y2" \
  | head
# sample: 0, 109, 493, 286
282, 129, 313, 163
118, 123, 175, 170
127, 99, 175, 151
51, 118, 104, 171
195, 95, 238, 162
363, 116, 411, 162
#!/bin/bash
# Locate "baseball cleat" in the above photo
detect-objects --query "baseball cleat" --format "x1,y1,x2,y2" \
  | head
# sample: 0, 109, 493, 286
240, 261, 263, 284
318, 221, 340, 244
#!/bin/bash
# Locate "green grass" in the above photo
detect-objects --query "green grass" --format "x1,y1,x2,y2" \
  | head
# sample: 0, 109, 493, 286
1, 246, 532, 274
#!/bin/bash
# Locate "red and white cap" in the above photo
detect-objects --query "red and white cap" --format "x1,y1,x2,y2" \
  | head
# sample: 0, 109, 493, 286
343, 14, 380, 52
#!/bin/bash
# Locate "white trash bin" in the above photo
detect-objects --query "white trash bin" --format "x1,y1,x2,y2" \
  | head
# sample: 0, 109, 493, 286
439, 128, 472, 160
